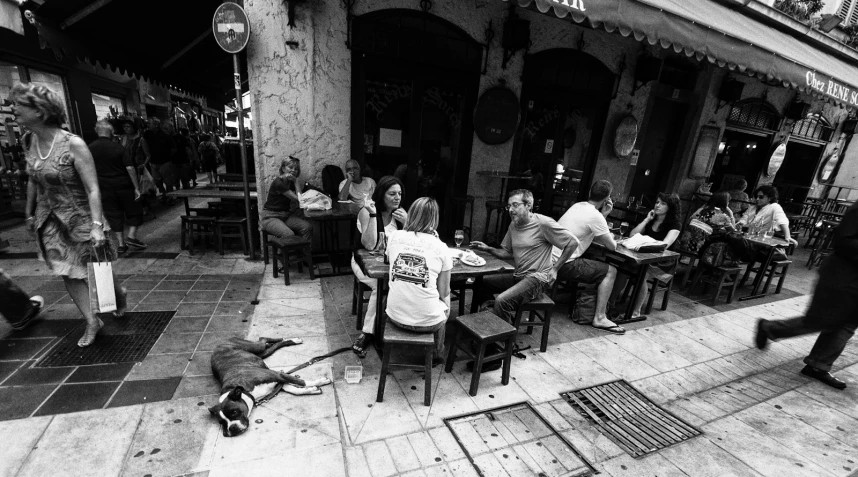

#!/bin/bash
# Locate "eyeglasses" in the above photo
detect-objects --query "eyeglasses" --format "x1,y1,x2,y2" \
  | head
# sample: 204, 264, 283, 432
505, 202, 526, 211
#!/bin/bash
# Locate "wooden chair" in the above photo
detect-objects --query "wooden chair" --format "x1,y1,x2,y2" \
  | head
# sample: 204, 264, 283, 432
688, 264, 742, 305
377, 316, 435, 406
551, 277, 582, 320
675, 249, 699, 290
482, 200, 506, 243
740, 258, 791, 295
181, 216, 218, 255
445, 311, 517, 396
216, 217, 248, 255
513, 294, 554, 352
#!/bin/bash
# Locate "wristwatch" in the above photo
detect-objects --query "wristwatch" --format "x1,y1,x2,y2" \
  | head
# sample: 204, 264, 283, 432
92, 220, 104, 228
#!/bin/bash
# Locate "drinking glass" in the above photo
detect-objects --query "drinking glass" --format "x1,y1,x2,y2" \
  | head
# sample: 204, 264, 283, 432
619, 221, 630, 237
375, 232, 387, 263
454, 229, 465, 248
763, 226, 774, 239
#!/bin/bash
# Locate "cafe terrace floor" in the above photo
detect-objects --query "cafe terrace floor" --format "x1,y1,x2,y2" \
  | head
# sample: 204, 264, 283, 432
0, 186, 856, 477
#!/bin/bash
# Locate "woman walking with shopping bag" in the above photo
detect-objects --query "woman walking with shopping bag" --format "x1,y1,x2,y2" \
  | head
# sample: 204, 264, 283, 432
9, 83, 126, 347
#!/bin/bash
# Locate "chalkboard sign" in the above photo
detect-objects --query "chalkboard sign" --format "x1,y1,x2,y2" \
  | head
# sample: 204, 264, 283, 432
473, 87, 520, 145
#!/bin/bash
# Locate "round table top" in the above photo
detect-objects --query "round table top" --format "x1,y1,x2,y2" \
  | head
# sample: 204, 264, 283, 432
476, 170, 532, 179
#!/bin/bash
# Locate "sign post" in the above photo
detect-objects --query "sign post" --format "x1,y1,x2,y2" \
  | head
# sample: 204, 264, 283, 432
213, 2, 256, 260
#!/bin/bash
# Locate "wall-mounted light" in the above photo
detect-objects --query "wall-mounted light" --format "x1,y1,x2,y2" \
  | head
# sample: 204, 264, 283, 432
717, 141, 727, 154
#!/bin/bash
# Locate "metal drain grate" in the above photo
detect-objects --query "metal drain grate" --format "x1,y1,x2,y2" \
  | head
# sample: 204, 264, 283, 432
561, 380, 701, 458
445, 402, 595, 477
36, 311, 176, 367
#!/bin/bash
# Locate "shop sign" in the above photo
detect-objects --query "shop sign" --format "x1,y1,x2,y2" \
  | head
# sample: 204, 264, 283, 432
474, 87, 520, 145
213, 2, 250, 54
805, 71, 858, 108
766, 141, 787, 177
549, 0, 587, 12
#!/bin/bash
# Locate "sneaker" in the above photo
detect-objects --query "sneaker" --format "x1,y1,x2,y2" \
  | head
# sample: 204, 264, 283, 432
117, 245, 129, 254
125, 237, 147, 249
11, 296, 43, 331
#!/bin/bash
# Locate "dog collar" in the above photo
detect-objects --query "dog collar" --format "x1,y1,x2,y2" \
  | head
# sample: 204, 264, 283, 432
219, 390, 256, 413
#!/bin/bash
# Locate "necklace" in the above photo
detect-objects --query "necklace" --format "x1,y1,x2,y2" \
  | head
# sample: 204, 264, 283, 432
36, 131, 59, 161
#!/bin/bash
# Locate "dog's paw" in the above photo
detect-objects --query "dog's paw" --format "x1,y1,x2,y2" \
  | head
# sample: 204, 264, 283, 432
306, 376, 332, 387
284, 338, 304, 345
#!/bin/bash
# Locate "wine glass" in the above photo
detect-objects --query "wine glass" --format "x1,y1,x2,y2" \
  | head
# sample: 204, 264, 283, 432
454, 229, 465, 248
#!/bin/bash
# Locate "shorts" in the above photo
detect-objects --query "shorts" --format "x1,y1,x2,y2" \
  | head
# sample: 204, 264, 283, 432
558, 258, 609, 284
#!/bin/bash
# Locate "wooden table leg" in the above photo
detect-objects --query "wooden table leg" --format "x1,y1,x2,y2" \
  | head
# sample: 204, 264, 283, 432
739, 245, 777, 301
620, 264, 649, 323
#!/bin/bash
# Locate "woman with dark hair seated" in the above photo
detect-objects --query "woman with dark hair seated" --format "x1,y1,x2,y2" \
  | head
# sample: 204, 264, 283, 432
613, 193, 683, 320
732, 185, 798, 261
351, 175, 408, 356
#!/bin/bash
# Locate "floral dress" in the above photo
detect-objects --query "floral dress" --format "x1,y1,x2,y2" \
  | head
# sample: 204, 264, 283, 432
26, 131, 115, 279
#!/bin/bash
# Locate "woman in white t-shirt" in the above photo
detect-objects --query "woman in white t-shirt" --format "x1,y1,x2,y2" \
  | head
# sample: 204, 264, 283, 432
385, 197, 452, 356
351, 176, 408, 357
734, 185, 798, 260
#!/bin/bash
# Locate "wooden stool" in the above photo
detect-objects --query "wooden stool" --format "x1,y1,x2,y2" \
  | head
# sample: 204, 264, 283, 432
740, 259, 792, 295
451, 277, 476, 315
445, 311, 516, 396
181, 216, 217, 255
377, 319, 435, 406
513, 294, 554, 352
482, 200, 505, 243
676, 249, 699, 289
688, 265, 741, 305
352, 275, 372, 330
268, 235, 314, 285
452, 195, 475, 240
216, 217, 248, 255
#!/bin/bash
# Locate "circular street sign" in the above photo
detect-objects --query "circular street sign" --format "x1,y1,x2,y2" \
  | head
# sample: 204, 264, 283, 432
213, 2, 250, 54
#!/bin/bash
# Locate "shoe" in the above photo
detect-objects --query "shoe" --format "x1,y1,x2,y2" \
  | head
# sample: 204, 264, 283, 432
465, 359, 503, 373
352, 333, 373, 359
117, 245, 129, 254
125, 237, 147, 249
755, 319, 770, 350
801, 365, 846, 390
77, 318, 104, 347
11, 296, 44, 331
114, 286, 128, 317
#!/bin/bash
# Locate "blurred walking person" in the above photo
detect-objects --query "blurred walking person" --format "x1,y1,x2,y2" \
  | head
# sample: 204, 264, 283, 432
0, 270, 43, 339
89, 120, 147, 253
9, 83, 126, 348
756, 201, 858, 389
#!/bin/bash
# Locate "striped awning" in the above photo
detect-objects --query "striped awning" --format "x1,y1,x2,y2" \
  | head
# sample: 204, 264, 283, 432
507, 0, 858, 109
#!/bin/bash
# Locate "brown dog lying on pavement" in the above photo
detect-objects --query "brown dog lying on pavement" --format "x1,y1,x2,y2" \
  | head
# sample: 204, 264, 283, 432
208, 337, 332, 437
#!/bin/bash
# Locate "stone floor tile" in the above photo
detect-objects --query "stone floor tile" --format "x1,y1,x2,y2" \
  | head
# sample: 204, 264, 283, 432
345, 446, 373, 477
0, 415, 53, 477
0, 360, 25, 384
559, 426, 624, 464
539, 341, 619, 389
155, 280, 198, 292
734, 402, 858, 475
183, 290, 225, 303
208, 404, 299, 465
766, 391, 858, 446
176, 302, 218, 317
246, 314, 328, 338
402, 469, 428, 477
405, 431, 445, 468
606, 331, 693, 373
599, 453, 689, 476
4, 365, 73, 386
633, 326, 723, 364
197, 332, 245, 352
0, 337, 54, 360
191, 280, 230, 291
0, 384, 56, 420
258, 283, 321, 300
428, 426, 467, 462
206, 315, 252, 333
150, 332, 203, 354
362, 440, 398, 477
447, 458, 479, 477
572, 337, 660, 381
385, 434, 422, 473
666, 320, 748, 356
659, 436, 764, 477
126, 353, 192, 380
120, 396, 220, 477
109, 377, 182, 408
207, 442, 345, 477
17, 405, 143, 477
34, 381, 119, 416
172, 375, 220, 399
353, 378, 423, 444
445, 360, 531, 411
166, 317, 212, 334
533, 401, 573, 432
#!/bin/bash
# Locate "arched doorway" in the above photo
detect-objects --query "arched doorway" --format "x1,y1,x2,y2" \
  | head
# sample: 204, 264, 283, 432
774, 113, 834, 203
710, 99, 781, 193
350, 10, 482, 234
512, 49, 615, 217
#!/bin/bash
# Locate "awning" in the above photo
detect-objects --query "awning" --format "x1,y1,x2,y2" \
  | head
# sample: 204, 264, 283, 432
508, 0, 858, 109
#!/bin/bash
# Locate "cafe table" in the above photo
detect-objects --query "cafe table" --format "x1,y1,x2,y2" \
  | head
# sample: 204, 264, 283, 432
167, 189, 258, 216
737, 234, 791, 301
353, 248, 514, 347
205, 181, 257, 190
217, 173, 256, 183
303, 202, 362, 276
582, 242, 680, 323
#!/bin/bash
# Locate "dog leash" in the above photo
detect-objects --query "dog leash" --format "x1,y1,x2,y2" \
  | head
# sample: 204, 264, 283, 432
254, 346, 353, 405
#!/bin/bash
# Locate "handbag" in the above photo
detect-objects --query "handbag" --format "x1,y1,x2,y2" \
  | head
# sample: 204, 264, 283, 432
139, 167, 157, 195
88, 243, 117, 313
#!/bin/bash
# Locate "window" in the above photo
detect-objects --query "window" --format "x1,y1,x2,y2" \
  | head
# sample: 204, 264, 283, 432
91, 92, 126, 121
28, 69, 72, 129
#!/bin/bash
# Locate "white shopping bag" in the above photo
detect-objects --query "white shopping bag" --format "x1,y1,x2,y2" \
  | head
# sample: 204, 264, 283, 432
88, 246, 117, 313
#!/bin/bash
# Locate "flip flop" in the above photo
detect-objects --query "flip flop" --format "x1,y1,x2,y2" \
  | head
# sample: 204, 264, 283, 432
590, 323, 626, 335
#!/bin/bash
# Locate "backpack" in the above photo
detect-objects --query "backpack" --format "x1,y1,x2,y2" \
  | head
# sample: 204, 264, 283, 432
571, 290, 596, 324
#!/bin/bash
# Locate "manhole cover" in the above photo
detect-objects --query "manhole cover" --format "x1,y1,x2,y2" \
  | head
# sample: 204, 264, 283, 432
445, 402, 595, 477
36, 311, 176, 367
561, 380, 701, 458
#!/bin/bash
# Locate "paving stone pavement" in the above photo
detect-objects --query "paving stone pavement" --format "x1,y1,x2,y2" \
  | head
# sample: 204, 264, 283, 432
1, 198, 857, 476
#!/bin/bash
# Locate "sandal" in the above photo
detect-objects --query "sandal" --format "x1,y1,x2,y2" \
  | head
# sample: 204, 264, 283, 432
352, 333, 373, 358
77, 318, 104, 347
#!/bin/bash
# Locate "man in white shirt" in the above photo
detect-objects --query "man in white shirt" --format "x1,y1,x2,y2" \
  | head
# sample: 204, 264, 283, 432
338, 160, 376, 205
733, 185, 798, 260
553, 180, 623, 334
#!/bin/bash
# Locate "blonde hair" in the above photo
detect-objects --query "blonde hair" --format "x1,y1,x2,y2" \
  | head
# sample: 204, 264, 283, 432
404, 197, 439, 234
279, 156, 300, 175
8, 83, 67, 127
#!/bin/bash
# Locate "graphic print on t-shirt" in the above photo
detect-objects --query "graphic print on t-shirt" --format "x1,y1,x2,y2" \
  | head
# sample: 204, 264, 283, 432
392, 253, 429, 288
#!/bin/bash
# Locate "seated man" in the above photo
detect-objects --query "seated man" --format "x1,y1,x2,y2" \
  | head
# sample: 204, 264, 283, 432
471, 189, 578, 324
338, 159, 376, 205
553, 180, 624, 335
733, 185, 798, 260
